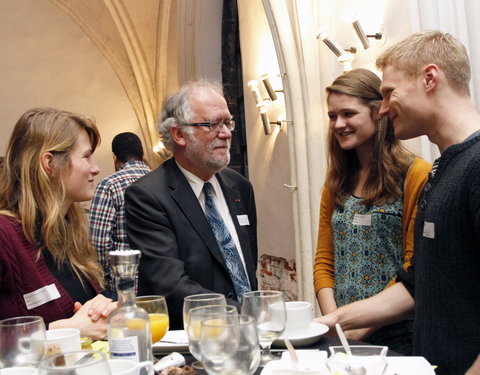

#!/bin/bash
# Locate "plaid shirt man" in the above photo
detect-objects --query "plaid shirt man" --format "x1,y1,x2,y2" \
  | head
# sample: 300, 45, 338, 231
89, 160, 151, 291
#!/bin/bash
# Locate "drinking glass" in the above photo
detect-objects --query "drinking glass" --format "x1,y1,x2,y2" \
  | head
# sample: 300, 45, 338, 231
135, 295, 169, 343
199, 315, 260, 375
0, 316, 46, 368
241, 290, 286, 366
187, 305, 238, 369
182, 293, 226, 330
37, 350, 111, 374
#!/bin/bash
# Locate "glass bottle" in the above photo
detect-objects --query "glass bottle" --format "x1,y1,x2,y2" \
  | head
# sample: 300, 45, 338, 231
107, 250, 153, 365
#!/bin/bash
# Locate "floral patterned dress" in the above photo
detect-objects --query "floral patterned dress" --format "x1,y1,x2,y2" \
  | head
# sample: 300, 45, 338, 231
332, 195, 413, 354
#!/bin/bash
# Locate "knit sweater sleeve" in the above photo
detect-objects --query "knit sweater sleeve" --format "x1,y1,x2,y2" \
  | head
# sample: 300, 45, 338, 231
313, 186, 335, 292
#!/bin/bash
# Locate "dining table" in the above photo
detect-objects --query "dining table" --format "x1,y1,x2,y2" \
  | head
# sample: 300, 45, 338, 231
154, 334, 402, 375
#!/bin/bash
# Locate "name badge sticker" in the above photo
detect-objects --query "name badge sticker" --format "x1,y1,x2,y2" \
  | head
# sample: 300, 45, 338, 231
352, 213, 372, 226
423, 222, 435, 239
237, 215, 250, 226
23, 284, 61, 310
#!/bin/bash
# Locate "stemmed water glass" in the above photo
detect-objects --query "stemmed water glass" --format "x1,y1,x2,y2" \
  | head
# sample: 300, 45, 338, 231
182, 293, 226, 329
199, 314, 260, 375
187, 305, 238, 369
0, 316, 46, 368
241, 290, 286, 366
136, 295, 169, 344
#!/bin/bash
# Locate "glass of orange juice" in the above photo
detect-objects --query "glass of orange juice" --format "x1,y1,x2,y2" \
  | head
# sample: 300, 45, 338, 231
136, 295, 169, 343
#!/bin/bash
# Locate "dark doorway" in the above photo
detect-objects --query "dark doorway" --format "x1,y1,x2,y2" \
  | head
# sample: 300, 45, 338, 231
221, 0, 248, 178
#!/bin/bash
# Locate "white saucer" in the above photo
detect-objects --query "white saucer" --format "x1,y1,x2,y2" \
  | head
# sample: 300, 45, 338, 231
273, 322, 329, 348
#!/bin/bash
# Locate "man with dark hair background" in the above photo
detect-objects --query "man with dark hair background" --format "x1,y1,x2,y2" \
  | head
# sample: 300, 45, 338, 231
89, 132, 151, 292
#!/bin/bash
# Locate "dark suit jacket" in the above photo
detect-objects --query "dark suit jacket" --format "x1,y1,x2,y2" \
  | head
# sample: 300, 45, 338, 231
124, 158, 258, 329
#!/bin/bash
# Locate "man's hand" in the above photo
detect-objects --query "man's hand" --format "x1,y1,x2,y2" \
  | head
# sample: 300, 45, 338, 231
466, 354, 480, 375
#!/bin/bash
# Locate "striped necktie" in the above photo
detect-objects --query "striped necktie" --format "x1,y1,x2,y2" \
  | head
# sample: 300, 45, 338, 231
203, 182, 250, 301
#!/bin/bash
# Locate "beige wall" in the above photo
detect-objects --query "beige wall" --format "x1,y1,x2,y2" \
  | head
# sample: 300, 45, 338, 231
238, 1, 295, 261
0, 0, 438, 282
0, 0, 141, 183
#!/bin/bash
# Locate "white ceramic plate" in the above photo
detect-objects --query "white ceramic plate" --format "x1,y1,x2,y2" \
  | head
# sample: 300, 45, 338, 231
385, 357, 435, 375
273, 322, 329, 348
152, 329, 190, 354
261, 350, 328, 375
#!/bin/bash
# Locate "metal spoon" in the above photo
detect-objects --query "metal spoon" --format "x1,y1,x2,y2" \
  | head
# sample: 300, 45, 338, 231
335, 323, 366, 375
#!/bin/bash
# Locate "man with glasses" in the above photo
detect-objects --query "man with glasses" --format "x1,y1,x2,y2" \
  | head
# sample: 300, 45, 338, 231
125, 80, 258, 329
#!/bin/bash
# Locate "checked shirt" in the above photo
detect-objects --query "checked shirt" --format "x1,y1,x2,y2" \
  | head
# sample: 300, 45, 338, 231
89, 160, 151, 291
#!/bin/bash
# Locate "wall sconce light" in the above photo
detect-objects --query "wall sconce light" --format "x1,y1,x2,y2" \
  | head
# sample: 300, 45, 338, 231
247, 80, 262, 105
153, 140, 170, 160
338, 53, 354, 72
350, 16, 383, 50
249, 74, 286, 135
257, 105, 288, 135
259, 74, 283, 101
316, 29, 356, 58
316, 30, 345, 57
259, 106, 272, 135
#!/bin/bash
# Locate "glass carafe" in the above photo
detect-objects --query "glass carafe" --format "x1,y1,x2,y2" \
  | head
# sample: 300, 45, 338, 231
107, 250, 152, 366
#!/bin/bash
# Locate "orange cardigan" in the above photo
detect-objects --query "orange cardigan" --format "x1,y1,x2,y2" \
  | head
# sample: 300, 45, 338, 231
313, 157, 431, 293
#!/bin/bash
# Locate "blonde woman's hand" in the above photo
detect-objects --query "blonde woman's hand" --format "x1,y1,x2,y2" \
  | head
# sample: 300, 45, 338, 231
50, 299, 109, 340
74, 294, 118, 321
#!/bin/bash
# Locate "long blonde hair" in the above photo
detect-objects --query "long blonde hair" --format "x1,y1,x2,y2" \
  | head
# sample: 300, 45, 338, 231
325, 69, 413, 207
0, 108, 104, 288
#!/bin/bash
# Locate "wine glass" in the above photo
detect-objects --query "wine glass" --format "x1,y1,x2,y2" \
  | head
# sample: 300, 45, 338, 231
0, 316, 46, 368
135, 295, 169, 343
37, 350, 111, 374
241, 290, 286, 366
182, 293, 226, 330
187, 305, 238, 369
199, 314, 260, 375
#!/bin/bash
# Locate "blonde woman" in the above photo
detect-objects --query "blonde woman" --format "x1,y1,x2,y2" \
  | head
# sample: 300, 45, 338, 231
0, 108, 116, 339
313, 69, 431, 354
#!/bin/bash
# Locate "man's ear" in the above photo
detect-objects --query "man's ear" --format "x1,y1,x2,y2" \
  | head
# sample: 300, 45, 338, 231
171, 127, 187, 147
423, 64, 440, 92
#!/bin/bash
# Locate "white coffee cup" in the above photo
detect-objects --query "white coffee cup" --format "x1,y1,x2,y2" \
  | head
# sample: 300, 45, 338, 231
108, 359, 155, 375
0, 367, 37, 375
44, 328, 81, 357
284, 301, 312, 335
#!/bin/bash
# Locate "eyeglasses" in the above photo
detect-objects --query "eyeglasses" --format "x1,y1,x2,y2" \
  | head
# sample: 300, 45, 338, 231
187, 120, 235, 132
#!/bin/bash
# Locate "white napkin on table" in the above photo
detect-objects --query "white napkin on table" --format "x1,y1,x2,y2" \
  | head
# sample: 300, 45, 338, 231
158, 330, 188, 345
262, 350, 329, 375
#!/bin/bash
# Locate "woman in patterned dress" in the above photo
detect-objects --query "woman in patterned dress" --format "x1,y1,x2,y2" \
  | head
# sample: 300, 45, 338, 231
313, 69, 431, 354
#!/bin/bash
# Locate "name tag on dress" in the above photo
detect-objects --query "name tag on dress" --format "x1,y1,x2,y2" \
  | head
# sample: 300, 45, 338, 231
352, 213, 372, 226
237, 215, 250, 226
23, 284, 61, 310
423, 221, 435, 239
